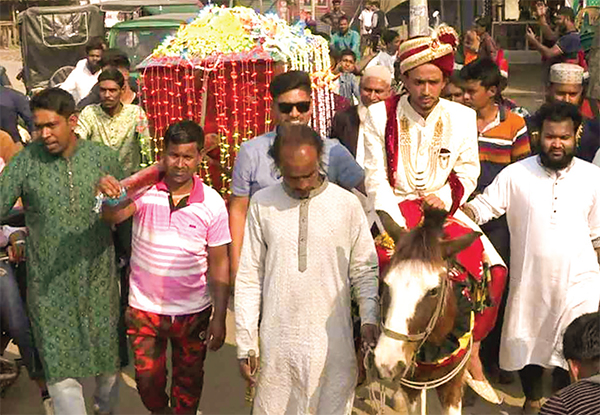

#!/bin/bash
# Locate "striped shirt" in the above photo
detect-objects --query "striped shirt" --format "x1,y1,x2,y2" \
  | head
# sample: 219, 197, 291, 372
129, 175, 231, 315
477, 105, 531, 192
540, 377, 600, 415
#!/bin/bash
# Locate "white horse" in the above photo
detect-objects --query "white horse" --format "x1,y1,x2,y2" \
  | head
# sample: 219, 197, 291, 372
373, 208, 480, 415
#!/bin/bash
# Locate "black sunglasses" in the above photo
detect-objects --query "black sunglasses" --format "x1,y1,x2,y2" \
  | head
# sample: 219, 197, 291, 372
278, 101, 311, 114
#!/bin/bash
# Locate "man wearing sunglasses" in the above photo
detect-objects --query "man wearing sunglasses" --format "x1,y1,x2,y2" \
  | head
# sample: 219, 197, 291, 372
229, 70, 365, 285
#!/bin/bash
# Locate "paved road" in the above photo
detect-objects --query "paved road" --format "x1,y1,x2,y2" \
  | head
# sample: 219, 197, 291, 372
2, 303, 549, 415
502, 63, 547, 115
1, 49, 26, 94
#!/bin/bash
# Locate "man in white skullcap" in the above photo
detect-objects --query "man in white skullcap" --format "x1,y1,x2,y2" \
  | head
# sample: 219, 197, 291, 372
527, 63, 600, 162
330, 65, 392, 167
547, 62, 585, 105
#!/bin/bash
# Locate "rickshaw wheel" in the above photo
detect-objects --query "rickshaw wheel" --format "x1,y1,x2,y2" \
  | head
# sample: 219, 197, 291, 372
49, 66, 75, 88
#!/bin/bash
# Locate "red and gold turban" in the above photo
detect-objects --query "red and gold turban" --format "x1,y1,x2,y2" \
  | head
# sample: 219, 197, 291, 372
398, 25, 459, 77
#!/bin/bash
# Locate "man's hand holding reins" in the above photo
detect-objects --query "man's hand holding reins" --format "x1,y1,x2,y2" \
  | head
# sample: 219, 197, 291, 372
422, 194, 446, 211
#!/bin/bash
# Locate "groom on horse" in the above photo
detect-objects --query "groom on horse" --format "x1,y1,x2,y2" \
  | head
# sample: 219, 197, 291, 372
362, 25, 507, 403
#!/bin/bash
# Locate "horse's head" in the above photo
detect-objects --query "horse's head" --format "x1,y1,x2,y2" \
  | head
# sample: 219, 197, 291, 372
374, 208, 479, 380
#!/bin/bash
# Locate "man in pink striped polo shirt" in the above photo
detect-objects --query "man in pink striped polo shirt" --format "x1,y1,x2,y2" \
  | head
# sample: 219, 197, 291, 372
98, 120, 231, 414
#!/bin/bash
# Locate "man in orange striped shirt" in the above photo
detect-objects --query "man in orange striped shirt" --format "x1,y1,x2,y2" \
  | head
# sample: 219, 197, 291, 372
461, 58, 531, 194
461, 57, 531, 390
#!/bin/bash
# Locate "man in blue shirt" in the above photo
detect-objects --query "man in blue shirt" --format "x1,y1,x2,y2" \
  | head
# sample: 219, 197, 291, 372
330, 16, 361, 60
0, 86, 34, 144
228, 70, 365, 282
526, 6, 582, 81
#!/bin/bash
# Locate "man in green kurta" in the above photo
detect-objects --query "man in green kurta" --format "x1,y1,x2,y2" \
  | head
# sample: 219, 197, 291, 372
0, 88, 122, 414
76, 67, 153, 175
76, 67, 154, 369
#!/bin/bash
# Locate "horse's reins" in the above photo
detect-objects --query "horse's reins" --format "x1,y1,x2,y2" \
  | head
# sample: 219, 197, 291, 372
382, 264, 472, 388
364, 262, 473, 414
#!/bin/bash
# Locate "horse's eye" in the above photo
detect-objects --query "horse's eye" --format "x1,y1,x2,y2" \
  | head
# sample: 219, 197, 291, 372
428, 287, 439, 297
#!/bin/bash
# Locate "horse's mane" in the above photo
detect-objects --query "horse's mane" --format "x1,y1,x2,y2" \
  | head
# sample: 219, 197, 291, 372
389, 208, 447, 267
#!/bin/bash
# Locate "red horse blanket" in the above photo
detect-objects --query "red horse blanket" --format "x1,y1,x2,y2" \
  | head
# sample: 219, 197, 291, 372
376, 198, 507, 344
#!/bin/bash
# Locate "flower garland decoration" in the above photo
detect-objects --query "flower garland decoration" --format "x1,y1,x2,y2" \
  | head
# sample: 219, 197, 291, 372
140, 5, 338, 195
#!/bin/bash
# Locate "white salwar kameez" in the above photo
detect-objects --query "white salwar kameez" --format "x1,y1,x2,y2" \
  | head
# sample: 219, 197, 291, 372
235, 180, 379, 415
466, 156, 600, 370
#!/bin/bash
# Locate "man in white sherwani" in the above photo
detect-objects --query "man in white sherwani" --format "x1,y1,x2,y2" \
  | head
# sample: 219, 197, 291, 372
235, 123, 380, 415
463, 101, 600, 414
362, 26, 480, 227
362, 25, 506, 402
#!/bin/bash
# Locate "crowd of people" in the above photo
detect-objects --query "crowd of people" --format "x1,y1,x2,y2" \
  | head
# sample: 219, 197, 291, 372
1, 1, 600, 415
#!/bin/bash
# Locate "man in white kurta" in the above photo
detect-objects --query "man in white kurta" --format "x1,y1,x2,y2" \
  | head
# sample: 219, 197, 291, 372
463, 102, 600, 409
60, 39, 104, 103
465, 155, 600, 369
235, 125, 379, 415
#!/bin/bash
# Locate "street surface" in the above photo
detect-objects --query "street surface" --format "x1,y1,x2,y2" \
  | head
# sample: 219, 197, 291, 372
1, 47, 551, 415
0, 306, 552, 415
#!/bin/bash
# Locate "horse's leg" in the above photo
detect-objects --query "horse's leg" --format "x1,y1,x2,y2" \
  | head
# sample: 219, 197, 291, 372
393, 386, 421, 415
436, 368, 465, 415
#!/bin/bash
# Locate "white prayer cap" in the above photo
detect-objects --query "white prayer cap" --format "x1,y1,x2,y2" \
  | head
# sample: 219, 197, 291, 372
549, 63, 584, 85
362, 65, 392, 86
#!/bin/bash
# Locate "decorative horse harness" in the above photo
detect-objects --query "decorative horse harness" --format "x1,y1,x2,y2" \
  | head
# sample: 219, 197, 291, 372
378, 262, 473, 390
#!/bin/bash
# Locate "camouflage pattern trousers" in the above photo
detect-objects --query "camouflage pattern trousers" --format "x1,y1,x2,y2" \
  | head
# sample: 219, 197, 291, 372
125, 306, 212, 414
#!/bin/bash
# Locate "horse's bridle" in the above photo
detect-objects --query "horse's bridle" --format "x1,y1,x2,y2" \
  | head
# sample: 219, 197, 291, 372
370, 260, 474, 399
380, 265, 450, 345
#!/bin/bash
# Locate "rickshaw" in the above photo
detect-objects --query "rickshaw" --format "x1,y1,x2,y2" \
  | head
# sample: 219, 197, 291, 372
17, 4, 104, 95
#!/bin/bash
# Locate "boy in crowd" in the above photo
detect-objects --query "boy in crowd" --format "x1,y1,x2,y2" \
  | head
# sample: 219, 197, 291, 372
442, 71, 466, 104
336, 49, 361, 104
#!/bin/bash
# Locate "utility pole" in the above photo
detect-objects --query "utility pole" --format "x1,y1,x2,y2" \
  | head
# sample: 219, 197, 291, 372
409, 0, 429, 37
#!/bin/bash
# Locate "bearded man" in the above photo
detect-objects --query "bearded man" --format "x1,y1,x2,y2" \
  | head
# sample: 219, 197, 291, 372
60, 37, 105, 103
527, 63, 600, 162
526, 5, 582, 81
463, 101, 600, 414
